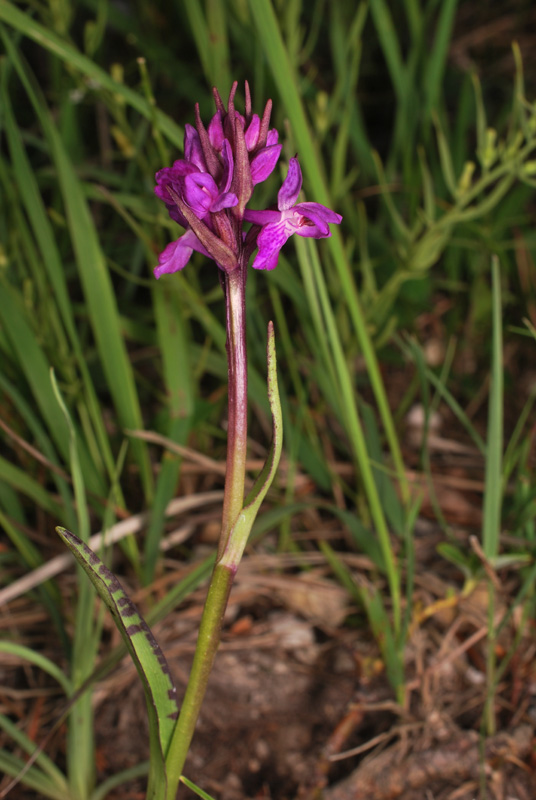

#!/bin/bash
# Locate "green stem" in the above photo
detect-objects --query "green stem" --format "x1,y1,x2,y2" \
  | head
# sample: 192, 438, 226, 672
164, 563, 234, 797
165, 260, 248, 798
484, 583, 497, 736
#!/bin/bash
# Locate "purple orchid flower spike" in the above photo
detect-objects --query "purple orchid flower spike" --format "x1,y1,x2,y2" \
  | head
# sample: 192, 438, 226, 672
244, 157, 343, 270
153, 81, 285, 278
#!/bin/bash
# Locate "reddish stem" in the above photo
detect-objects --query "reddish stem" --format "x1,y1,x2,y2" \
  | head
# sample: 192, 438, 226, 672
218, 258, 248, 561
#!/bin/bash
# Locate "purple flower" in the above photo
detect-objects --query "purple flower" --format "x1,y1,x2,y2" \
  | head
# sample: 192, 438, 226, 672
235, 112, 282, 186
155, 138, 237, 220
154, 82, 285, 278
154, 137, 239, 275
154, 229, 212, 279
244, 157, 342, 270
153, 82, 342, 278
249, 139, 281, 187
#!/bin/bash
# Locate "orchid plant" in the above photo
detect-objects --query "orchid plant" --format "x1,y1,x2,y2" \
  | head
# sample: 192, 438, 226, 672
57, 82, 341, 799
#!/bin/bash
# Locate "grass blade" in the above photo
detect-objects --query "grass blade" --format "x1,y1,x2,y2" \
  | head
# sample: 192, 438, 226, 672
0, 715, 69, 794
0, 1, 183, 146
482, 255, 503, 559
0, 29, 154, 499
423, 0, 459, 115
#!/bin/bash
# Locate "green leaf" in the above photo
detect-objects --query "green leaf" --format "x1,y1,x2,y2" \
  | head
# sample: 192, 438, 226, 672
437, 543, 477, 578
319, 540, 404, 699
56, 527, 178, 797
180, 775, 218, 800
482, 256, 503, 560
219, 321, 283, 569
423, 0, 458, 116
0, 642, 72, 696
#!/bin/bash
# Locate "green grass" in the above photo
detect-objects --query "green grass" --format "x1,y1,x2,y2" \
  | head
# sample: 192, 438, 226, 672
1, 1, 535, 797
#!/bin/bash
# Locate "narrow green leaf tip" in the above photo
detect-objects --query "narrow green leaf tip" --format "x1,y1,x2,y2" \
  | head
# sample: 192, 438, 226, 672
55, 527, 178, 760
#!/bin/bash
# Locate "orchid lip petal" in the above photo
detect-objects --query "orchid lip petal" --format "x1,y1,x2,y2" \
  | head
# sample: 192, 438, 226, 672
296, 201, 343, 226
154, 229, 214, 278
292, 209, 330, 238
155, 161, 198, 210
251, 248, 280, 270
251, 221, 293, 270
256, 221, 293, 250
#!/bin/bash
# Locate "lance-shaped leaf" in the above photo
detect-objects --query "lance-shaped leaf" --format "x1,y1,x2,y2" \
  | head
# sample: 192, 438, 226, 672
56, 527, 178, 797
219, 321, 282, 570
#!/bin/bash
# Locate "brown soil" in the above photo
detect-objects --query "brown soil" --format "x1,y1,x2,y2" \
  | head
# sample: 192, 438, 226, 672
2, 469, 536, 800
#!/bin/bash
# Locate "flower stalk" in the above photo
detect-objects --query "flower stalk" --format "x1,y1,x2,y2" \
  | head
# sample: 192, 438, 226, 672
164, 562, 233, 798
163, 260, 249, 795
219, 261, 248, 559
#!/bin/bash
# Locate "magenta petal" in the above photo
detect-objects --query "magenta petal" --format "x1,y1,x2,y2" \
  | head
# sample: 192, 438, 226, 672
297, 201, 343, 226
234, 111, 245, 128
170, 159, 199, 176
154, 161, 197, 206
277, 157, 302, 210
154, 167, 174, 192
293, 208, 330, 238
220, 139, 235, 194
183, 173, 218, 215
154, 181, 172, 204
253, 221, 293, 270
154, 162, 191, 195
184, 125, 206, 171
256, 222, 292, 251
208, 111, 224, 151
243, 208, 281, 225
294, 221, 330, 238
244, 114, 260, 151
266, 129, 279, 146
252, 248, 280, 271
165, 203, 188, 228
154, 229, 213, 278
250, 144, 282, 185
154, 236, 193, 277
211, 192, 238, 212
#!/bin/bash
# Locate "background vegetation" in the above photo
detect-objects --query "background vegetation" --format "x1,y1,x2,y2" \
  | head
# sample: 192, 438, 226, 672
1, 1, 535, 798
